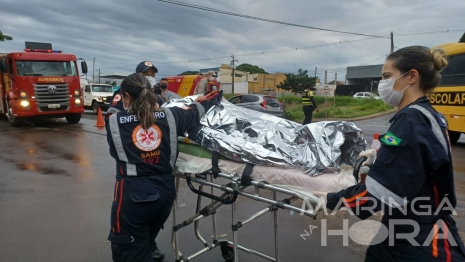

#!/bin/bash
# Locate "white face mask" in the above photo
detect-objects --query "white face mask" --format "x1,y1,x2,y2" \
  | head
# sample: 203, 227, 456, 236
145, 76, 156, 87
378, 71, 410, 107
209, 77, 214, 81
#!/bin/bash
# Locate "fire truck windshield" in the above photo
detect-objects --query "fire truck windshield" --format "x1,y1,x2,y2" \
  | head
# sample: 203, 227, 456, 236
16, 61, 78, 77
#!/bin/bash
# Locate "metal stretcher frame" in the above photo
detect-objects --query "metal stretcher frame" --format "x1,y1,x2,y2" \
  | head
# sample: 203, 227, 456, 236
170, 168, 320, 262
170, 153, 366, 262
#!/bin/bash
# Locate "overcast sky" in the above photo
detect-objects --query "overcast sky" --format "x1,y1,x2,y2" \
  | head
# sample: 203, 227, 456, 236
1, 0, 464, 81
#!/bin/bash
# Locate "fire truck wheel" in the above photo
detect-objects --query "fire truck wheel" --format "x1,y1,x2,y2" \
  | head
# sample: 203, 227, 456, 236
7, 108, 23, 127
92, 101, 100, 115
66, 114, 81, 124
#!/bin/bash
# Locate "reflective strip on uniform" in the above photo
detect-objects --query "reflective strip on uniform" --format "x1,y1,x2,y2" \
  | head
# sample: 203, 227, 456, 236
193, 101, 205, 117
107, 107, 120, 114
409, 105, 448, 154
126, 163, 137, 176
163, 108, 178, 168
366, 176, 408, 207
109, 113, 137, 176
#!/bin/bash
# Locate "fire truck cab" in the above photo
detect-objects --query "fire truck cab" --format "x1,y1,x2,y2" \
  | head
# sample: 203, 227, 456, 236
0, 42, 87, 127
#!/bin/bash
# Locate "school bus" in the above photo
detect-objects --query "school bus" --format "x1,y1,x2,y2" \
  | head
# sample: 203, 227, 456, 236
429, 43, 465, 144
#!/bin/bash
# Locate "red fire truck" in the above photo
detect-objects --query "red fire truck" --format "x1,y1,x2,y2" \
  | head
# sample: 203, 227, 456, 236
163, 75, 220, 96
0, 42, 87, 127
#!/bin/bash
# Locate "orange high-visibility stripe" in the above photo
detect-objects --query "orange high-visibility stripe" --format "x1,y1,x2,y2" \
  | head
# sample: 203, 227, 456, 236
443, 221, 452, 262
346, 199, 369, 208
116, 180, 124, 233
432, 224, 438, 257
432, 183, 440, 207
343, 190, 368, 203
114, 181, 119, 202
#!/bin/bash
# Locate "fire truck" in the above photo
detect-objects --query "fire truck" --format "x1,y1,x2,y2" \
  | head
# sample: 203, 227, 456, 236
163, 75, 220, 96
0, 42, 87, 127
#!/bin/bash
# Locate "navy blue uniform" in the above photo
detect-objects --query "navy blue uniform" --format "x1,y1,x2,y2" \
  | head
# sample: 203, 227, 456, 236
106, 91, 222, 262
327, 97, 465, 261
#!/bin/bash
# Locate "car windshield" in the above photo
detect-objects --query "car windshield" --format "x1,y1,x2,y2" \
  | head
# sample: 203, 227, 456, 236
16, 61, 78, 76
92, 85, 113, 92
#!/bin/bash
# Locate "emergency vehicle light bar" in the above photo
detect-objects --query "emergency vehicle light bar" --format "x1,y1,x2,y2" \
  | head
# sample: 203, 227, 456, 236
24, 49, 63, 53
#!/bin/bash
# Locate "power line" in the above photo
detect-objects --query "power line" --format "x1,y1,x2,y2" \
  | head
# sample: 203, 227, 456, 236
100, 37, 381, 71
155, 0, 388, 38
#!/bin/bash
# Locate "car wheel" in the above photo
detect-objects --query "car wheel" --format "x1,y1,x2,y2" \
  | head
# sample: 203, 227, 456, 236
92, 101, 99, 115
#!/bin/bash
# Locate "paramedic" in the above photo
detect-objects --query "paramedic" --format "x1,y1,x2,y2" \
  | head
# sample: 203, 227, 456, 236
302, 82, 318, 125
106, 73, 222, 262
108, 61, 161, 113
314, 46, 465, 261
106, 64, 164, 261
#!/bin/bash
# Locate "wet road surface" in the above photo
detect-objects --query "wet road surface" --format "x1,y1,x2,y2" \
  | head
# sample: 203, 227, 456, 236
0, 113, 464, 262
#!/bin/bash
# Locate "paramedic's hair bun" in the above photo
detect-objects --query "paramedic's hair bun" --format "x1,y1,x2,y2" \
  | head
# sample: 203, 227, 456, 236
431, 48, 448, 72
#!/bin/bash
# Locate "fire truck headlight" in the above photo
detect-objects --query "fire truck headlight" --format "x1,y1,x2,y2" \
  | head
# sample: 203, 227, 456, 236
75, 99, 81, 105
20, 91, 27, 98
74, 90, 80, 96
20, 100, 30, 107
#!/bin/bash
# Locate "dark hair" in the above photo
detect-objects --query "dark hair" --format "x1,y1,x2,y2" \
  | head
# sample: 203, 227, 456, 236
306, 82, 313, 88
160, 78, 168, 81
386, 46, 448, 92
120, 73, 161, 129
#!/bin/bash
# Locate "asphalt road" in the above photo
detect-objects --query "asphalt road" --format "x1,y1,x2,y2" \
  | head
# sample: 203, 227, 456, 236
0, 112, 464, 262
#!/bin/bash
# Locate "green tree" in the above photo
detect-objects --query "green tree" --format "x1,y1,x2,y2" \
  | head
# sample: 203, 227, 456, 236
235, 63, 268, 74
276, 69, 317, 94
0, 30, 13, 42
459, 32, 465, 43
105, 80, 117, 86
178, 70, 200, 76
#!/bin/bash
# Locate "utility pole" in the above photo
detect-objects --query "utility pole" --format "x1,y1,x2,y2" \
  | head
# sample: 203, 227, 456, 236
93, 58, 96, 83
314, 67, 317, 78
98, 68, 101, 84
324, 71, 327, 84
390, 32, 394, 54
334, 73, 337, 108
230, 54, 238, 95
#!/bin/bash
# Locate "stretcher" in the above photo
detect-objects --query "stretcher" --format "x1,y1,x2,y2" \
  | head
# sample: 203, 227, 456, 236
171, 140, 366, 262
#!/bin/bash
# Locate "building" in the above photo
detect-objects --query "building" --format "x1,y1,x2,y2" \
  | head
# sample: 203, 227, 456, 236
248, 72, 287, 94
337, 64, 382, 95
346, 64, 382, 85
200, 64, 287, 94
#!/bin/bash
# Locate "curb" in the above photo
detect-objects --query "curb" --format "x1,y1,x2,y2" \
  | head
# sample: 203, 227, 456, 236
313, 108, 398, 122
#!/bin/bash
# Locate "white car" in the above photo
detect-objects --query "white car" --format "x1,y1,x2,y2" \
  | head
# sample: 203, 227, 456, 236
83, 84, 114, 114
353, 92, 380, 100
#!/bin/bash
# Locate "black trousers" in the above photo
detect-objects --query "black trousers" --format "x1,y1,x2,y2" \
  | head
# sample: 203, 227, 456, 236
303, 105, 315, 125
365, 215, 465, 262
108, 175, 176, 262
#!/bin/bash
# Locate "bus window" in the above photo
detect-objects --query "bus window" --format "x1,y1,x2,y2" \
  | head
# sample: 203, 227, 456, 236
440, 54, 465, 86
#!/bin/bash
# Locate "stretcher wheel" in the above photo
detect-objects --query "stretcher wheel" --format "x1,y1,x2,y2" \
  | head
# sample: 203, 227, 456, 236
353, 156, 368, 182
221, 244, 234, 262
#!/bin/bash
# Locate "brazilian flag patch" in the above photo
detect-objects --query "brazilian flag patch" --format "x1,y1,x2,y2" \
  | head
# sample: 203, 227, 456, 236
380, 132, 402, 146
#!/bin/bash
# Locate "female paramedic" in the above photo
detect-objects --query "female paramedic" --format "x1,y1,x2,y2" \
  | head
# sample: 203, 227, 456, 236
314, 46, 465, 261
105, 73, 222, 262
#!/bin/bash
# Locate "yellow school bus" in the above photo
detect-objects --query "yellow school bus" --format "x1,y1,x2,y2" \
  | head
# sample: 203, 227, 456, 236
429, 43, 465, 144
